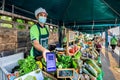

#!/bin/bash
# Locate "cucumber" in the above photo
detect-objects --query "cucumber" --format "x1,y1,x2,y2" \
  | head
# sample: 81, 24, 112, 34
86, 59, 101, 74
84, 63, 98, 77
82, 68, 93, 77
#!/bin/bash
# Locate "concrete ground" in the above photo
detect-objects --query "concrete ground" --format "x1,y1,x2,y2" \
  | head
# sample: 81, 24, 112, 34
101, 46, 120, 80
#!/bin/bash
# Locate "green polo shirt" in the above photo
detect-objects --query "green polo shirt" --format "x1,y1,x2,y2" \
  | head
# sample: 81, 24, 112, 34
30, 24, 49, 56
30, 24, 49, 41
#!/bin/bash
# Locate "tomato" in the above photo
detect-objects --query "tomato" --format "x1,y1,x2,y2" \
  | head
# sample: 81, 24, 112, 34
69, 48, 75, 54
74, 46, 78, 51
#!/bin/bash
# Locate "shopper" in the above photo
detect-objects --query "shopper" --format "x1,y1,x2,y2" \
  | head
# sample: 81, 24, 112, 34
110, 35, 117, 52
95, 41, 102, 54
30, 7, 50, 61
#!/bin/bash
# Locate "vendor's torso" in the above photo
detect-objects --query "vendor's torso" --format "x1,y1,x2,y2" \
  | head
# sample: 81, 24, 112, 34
31, 24, 49, 57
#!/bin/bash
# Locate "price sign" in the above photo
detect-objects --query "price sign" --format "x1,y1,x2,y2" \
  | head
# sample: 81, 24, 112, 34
71, 71, 80, 80
57, 69, 74, 78
69, 31, 75, 42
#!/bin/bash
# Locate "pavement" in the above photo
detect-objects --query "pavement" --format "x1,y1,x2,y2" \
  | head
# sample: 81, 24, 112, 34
101, 48, 116, 80
112, 46, 120, 65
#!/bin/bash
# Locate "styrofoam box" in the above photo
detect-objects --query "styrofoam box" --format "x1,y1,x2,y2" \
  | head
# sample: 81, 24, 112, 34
14, 69, 44, 80
0, 52, 24, 80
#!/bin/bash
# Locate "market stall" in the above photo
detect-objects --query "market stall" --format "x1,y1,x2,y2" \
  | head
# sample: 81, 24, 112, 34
1, 0, 120, 80
0, 26, 104, 80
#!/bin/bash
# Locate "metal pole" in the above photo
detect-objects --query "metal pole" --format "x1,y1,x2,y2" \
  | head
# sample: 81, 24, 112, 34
12, 5, 14, 15
2, 0, 5, 11
105, 29, 108, 54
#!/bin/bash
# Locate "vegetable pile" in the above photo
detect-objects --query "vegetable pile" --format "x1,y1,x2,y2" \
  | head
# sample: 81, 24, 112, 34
56, 54, 78, 69
18, 56, 38, 76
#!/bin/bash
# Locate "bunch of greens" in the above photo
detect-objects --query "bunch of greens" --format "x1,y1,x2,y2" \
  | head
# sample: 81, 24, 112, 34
41, 58, 46, 67
18, 56, 38, 76
56, 54, 73, 68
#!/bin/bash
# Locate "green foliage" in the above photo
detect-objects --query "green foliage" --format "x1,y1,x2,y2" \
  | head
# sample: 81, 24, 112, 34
56, 54, 74, 68
41, 58, 46, 67
18, 56, 38, 76
16, 25, 25, 30
44, 77, 52, 80
74, 51, 82, 59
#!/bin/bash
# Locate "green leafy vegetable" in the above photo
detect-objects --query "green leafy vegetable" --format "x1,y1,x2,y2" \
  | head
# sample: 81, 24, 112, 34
18, 56, 38, 76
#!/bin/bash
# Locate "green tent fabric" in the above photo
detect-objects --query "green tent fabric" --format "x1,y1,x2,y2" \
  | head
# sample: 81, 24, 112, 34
1, 0, 120, 32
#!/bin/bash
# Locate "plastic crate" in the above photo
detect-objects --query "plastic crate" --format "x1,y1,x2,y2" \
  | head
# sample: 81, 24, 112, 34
0, 52, 24, 80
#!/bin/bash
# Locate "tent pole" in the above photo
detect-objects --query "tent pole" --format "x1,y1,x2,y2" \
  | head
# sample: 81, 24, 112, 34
105, 29, 108, 54
118, 26, 120, 68
58, 22, 63, 47
92, 20, 94, 52
12, 5, 14, 19
2, 0, 5, 11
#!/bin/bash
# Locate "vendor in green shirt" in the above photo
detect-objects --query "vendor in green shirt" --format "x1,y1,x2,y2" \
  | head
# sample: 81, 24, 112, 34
110, 35, 117, 52
30, 7, 50, 61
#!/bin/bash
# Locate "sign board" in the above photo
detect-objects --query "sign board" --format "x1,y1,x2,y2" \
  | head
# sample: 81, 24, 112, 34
57, 69, 74, 78
69, 30, 75, 42
71, 71, 80, 80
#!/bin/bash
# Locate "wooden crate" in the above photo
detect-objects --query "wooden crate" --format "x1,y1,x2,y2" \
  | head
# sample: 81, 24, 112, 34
2, 36, 17, 43
16, 47, 27, 53
0, 27, 37, 56
0, 43, 16, 51
42, 71, 57, 80
3, 43, 16, 51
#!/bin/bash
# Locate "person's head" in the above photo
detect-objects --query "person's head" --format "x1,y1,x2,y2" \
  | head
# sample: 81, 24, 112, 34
35, 7, 48, 24
113, 34, 116, 38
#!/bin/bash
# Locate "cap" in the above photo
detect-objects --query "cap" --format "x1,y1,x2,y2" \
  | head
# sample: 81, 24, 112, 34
35, 7, 48, 17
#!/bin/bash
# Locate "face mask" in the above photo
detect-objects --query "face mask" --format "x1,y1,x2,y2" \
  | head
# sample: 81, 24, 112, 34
38, 16, 47, 24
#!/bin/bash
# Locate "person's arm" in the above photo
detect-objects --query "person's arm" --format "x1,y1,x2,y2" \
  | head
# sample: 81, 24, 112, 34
32, 40, 49, 61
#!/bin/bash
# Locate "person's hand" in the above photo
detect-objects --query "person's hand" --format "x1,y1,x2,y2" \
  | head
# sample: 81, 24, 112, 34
43, 49, 50, 61
36, 56, 43, 61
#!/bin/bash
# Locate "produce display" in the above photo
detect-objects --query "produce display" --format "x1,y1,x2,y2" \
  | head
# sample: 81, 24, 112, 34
1, 23, 103, 80
28, 21, 34, 25
0, 15, 34, 29
56, 54, 74, 68
17, 32, 103, 80
69, 45, 79, 56
16, 19, 25, 23
0, 23, 13, 28
0, 15, 12, 21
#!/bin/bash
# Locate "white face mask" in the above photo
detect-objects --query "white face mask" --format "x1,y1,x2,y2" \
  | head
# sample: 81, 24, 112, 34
38, 16, 47, 24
